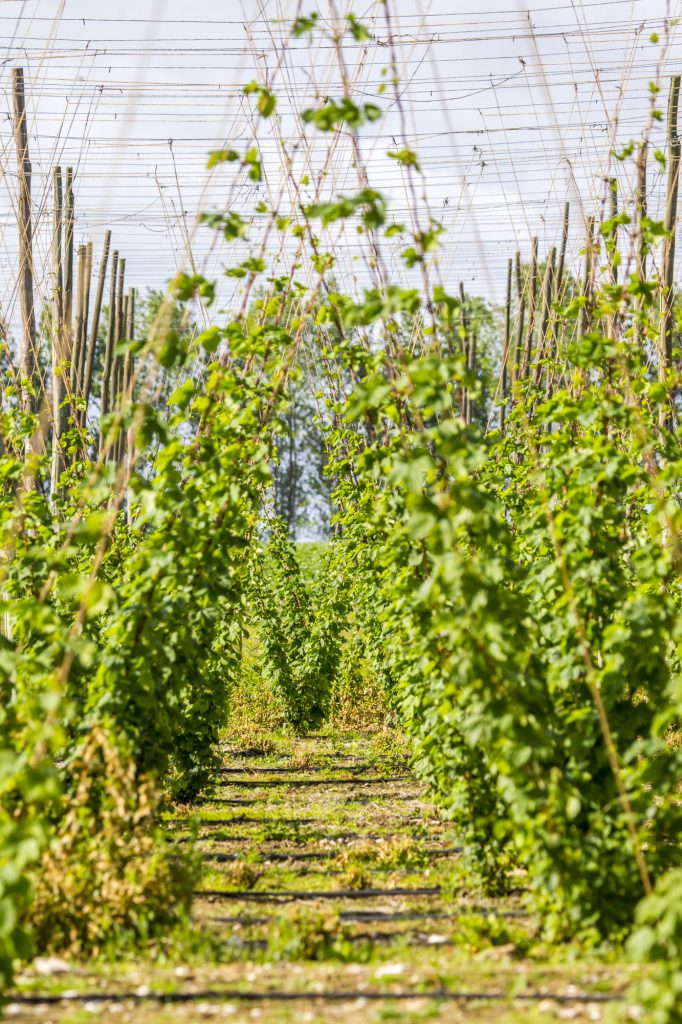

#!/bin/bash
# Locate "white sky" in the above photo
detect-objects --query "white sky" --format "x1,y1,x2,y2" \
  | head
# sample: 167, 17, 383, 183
0, 0, 680, 332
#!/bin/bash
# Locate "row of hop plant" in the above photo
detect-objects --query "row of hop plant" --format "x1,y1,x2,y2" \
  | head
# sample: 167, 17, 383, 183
2, 10, 682, 1023
0, 266, 301, 986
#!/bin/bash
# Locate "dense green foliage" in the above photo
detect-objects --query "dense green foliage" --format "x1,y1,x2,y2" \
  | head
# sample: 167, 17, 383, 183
249, 517, 342, 731
1, 13, 682, 1021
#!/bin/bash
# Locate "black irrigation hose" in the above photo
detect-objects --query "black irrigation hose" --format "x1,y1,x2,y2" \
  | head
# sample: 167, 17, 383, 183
196, 885, 530, 902
220, 750, 378, 762
199, 794, 421, 806
344, 794, 421, 803
195, 886, 443, 901
217, 764, 378, 775
193, 829, 442, 842
201, 846, 462, 862
205, 907, 529, 926
178, 816, 318, 827
8, 989, 624, 1007
213, 777, 411, 787
199, 799, 258, 807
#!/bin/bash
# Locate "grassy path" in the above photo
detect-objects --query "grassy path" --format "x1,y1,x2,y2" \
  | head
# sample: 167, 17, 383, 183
7, 732, 635, 1023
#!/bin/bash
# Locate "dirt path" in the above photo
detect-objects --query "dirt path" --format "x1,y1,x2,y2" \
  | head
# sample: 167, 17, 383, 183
8, 732, 634, 1023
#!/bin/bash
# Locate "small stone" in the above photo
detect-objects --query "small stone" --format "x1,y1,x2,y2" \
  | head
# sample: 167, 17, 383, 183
196, 1002, 218, 1016
374, 963, 405, 978
32, 956, 70, 976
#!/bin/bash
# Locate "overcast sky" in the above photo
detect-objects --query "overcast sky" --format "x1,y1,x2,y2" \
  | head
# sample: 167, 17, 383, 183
0, 0, 680, 331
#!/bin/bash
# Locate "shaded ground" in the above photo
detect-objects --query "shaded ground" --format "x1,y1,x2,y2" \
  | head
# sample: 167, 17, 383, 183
7, 732, 638, 1023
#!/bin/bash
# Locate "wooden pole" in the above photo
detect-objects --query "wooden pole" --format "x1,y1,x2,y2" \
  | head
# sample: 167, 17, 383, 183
12, 67, 39, 445
123, 288, 135, 486
606, 179, 620, 343
512, 250, 525, 382
78, 241, 93, 409
556, 201, 570, 302
520, 236, 539, 378
579, 216, 595, 341
112, 293, 126, 465
659, 74, 680, 418
125, 287, 135, 408
62, 167, 74, 334
456, 282, 466, 421
84, 231, 111, 408
110, 258, 125, 461
532, 246, 556, 389
71, 244, 86, 406
50, 166, 65, 497
608, 179, 619, 287
499, 257, 512, 432
634, 142, 648, 349
113, 258, 126, 413
100, 249, 119, 435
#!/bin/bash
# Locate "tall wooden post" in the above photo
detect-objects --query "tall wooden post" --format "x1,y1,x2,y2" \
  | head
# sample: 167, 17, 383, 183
12, 67, 39, 449
459, 281, 470, 423
50, 166, 65, 496
634, 142, 648, 349
579, 216, 595, 342
659, 75, 681, 422
556, 202, 570, 302
512, 250, 525, 382
532, 246, 556, 389
520, 236, 539, 378
71, 244, 87, 401
77, 241, 93, 408
62, 167, 74, 333
100, 249, 119, 432
499, 257, 512, 432
84, 231, 111, 408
